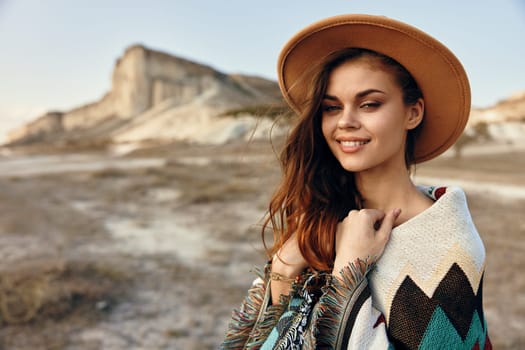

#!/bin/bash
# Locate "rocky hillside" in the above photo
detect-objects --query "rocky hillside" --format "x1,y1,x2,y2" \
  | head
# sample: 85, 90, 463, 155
5, 45, 287, 147
4, 43, 524, 148
470, 91, 525, 124
468, 90, 525, 143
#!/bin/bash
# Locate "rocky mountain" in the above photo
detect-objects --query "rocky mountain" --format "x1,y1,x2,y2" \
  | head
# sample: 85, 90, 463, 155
5, 44, 287, 147
4, 43, 524, 149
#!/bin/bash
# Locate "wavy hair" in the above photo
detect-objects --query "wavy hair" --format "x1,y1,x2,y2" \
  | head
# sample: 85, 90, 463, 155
263, 48, 423, 271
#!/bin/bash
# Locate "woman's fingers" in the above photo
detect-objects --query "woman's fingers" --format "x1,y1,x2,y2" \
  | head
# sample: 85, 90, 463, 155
333, 208, 401, 275
348, 208, 385, 223
333, 208, 402, 276
377, 208, 402, 240
346, 208, 400, 233
376, 209, 401, 253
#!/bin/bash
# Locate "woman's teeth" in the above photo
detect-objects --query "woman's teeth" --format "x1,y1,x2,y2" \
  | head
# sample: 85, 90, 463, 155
340, 140, 369, 147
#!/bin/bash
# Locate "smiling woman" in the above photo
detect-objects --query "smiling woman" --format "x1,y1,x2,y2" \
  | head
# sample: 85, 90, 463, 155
221, 14, 491, 349
319, 49, 425, 174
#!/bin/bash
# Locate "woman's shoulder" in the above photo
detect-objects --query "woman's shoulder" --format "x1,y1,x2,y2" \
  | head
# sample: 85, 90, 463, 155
401, 185, 477, 235
370, 186, 487, 322
379, 185, 485, 277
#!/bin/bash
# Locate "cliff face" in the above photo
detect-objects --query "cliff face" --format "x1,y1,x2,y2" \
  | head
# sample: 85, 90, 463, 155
469, 90, 525, 143
6, 44, 283, 146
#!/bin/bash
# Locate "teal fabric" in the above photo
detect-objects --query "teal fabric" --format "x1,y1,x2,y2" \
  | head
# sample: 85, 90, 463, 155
419, 306, 487, 350
261, 296, 305, 349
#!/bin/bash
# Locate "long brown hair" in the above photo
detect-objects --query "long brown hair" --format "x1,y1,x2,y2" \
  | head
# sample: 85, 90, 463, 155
263, 48, 423, 271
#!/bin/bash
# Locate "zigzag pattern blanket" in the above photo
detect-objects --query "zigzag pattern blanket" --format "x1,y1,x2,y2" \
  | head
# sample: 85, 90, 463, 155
221, 186, 491, 349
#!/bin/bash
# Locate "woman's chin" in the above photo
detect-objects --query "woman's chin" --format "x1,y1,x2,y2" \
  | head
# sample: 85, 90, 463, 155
337, 160, 368, 173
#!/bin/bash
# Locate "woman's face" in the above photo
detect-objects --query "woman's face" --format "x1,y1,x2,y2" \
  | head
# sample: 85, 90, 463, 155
321, 58, 423, 174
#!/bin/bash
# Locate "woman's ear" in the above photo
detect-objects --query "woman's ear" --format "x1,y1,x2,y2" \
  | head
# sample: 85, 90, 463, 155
406, 98, 424, 130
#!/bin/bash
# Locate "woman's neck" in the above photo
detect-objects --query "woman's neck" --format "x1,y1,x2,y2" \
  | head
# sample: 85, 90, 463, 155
355, 165, 433, 226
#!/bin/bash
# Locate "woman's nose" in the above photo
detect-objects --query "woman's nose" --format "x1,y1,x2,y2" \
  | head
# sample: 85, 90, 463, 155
337, 108, 361, 129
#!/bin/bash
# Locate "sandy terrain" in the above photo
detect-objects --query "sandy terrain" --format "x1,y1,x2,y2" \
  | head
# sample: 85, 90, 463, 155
0, 139, 523, 349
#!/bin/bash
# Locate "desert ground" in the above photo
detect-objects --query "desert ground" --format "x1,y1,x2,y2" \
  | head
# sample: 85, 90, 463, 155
0, 138, 523, 349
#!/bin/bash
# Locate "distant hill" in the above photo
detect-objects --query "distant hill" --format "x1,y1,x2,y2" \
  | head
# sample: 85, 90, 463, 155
4, 44, 524, 149
5, 44, 287, 148
468, 90, 525, 143
470, 90, 525, 125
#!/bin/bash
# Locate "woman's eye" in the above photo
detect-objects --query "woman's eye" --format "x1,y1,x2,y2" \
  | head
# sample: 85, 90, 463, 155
322, 105, 340, 112
360, 102, 381, 109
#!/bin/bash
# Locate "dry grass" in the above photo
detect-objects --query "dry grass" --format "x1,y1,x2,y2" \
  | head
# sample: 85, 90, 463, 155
132, 160, 267, 204
219, 103, 292, 120
90, 167, 129, 178
0, 258, 131, 326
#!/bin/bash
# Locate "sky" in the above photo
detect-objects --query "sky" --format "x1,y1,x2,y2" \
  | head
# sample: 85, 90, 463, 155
0, 0, 524, 141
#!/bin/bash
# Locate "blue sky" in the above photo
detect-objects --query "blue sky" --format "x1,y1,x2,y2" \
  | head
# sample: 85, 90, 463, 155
0, 0, 524, 140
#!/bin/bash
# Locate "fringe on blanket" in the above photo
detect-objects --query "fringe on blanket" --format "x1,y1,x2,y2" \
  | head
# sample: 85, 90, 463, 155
310, 258, 375, 349
221, 265, 296, 350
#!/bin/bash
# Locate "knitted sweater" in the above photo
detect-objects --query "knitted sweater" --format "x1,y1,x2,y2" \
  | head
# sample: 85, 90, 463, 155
221, 186, 491, 349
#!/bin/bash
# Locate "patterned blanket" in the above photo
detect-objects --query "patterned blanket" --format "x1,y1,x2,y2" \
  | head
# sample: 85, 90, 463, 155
221, 186, 491, 349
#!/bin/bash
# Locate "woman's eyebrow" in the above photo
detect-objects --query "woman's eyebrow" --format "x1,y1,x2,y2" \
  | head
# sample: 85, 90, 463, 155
323, 89, 386, 101
356, 89, 386, 98
322, 94, 338, 101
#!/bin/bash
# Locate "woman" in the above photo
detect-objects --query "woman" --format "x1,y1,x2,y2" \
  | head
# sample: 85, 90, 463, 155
222, 14, 491, 349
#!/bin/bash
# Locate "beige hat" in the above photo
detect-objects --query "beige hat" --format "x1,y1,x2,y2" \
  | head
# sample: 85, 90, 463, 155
277, 14, 471, 163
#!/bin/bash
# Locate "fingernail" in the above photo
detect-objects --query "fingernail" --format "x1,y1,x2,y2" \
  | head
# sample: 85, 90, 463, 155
394, 208, 402, 217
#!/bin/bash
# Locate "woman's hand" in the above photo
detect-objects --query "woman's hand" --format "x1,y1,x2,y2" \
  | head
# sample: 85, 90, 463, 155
332, 208, 401, 276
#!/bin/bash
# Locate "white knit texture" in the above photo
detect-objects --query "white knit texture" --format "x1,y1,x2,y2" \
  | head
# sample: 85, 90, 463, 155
368, 186, 486, 322
346, 296, 390, 349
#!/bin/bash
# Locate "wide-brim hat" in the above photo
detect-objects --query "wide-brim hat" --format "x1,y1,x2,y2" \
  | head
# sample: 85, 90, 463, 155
277, 14, 471, 163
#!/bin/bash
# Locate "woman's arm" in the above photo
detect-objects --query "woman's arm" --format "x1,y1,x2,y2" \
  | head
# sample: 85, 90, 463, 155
221, 232, 308, 349
270, 232, 308, 305
307, 208, 398, 349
